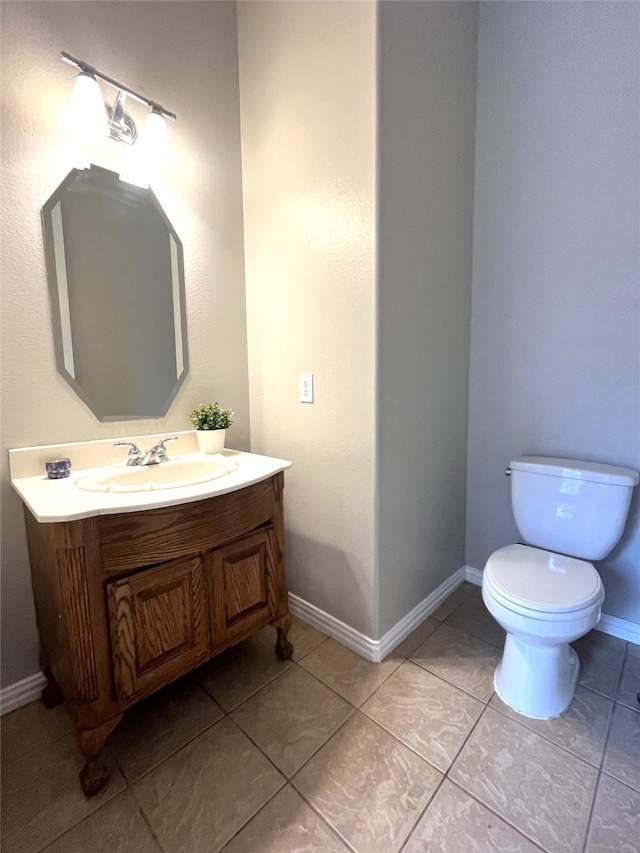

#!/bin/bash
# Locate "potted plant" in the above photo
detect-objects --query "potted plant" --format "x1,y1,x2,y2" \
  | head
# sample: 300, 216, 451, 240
189, 402, 234, 454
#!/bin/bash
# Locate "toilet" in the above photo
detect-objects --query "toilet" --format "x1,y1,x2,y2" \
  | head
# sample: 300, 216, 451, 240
482, 456, 638, 720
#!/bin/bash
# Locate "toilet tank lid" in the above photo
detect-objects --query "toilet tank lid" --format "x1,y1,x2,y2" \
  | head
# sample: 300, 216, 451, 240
510, 456, 639, 487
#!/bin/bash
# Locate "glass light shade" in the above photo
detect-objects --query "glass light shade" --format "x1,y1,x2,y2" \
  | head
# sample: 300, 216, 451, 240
71, 72, 109, 141
140, 108, 169, 166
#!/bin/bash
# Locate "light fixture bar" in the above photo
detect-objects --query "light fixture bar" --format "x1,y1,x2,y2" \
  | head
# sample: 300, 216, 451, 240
60, 52, 176, 122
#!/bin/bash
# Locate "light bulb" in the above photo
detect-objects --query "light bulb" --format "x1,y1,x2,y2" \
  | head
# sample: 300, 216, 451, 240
71, 72, 109, 141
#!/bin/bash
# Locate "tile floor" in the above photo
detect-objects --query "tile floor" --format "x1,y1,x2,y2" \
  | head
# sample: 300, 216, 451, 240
1, 583, 639, 853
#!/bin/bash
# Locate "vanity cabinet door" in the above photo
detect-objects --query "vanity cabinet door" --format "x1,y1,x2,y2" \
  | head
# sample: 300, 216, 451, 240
107, 555, 210, 702
208, 526, 279, 651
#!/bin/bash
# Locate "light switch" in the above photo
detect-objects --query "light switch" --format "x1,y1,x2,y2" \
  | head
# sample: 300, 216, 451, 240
299, 373, 314, 403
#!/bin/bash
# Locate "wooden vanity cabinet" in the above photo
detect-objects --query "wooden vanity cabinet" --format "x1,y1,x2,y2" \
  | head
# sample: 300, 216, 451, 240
23, 472, 292, 796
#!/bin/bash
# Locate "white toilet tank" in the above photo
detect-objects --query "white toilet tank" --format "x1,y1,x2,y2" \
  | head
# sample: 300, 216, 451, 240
509, 456, 639, 561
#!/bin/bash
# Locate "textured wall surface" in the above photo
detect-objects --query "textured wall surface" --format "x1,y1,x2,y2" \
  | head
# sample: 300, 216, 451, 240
237, 1, 378, 636
0, 1, 250, 687
466, 1, 640, 623
376, 1, 478, 635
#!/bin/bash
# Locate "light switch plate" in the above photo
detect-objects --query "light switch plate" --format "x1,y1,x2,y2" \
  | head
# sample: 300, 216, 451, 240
299, 373, 314, 403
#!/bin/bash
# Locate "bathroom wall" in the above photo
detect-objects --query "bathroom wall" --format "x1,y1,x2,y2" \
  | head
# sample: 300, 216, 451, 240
376, 1, 478, 635
0, 1, 250, 687
237, 1, 379, 636
466, 1, 640, 623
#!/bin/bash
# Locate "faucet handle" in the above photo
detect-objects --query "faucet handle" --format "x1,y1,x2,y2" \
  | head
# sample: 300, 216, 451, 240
151, 436, 178, 463
156, 436, 178, 452
114, 441, 142, 466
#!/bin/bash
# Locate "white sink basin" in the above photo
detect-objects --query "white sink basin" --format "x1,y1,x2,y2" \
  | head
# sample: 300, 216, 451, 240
75, 455, 239, 493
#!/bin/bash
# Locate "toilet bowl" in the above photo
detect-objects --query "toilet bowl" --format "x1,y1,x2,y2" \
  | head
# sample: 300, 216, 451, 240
482, 544, 604, 718
481, 456, 638, 720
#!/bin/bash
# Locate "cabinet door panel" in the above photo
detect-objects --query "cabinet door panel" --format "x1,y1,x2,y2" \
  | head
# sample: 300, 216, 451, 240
209, 527, 277, 650
108, 555, 210, 701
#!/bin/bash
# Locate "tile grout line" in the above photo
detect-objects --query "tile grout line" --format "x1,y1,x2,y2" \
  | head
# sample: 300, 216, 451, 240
486, 689, 614, 769
445, 779, 549, 853
445, 702, 595, 853
288, 786, 360, 853
398, 699, 549, 853
406, 653, 497, 704
580, 664, 640, 850
396, 775, 447, 853
135, 797, 171, 853
579, 693, 619, 853
397, 693, 495, 853
578, 636, 636, 852
114, 710, 227, 787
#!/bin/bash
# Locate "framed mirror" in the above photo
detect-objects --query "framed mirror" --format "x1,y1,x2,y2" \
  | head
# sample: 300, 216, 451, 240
41, 165, 188, 421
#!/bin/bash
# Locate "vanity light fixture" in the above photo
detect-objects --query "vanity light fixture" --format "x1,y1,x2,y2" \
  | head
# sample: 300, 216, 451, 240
61, 52, 176, 148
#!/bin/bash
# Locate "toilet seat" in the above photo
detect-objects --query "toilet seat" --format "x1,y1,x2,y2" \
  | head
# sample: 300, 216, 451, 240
484, 544, 603, 617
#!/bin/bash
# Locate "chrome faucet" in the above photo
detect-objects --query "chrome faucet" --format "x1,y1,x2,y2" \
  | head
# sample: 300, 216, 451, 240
114, 436, 178, 466
140, 436, 178, 465
114, 441, 143, 466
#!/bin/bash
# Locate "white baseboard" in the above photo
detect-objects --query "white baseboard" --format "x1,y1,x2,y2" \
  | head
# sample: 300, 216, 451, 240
0, 672, 46, 716
376, 567, 467, 660
597, 612, 640, 645
464, 563, 640, 645
464, 565, 483, 586
289, 566, 467, 663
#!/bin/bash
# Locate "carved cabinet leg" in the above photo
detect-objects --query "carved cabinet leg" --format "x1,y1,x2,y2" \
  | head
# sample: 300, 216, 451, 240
76, 714, 123, 797
275, 614, 293, 660
41, 665, 64, 709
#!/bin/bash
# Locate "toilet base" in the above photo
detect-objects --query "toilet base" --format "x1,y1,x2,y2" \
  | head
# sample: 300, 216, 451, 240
494, 634, 580, 720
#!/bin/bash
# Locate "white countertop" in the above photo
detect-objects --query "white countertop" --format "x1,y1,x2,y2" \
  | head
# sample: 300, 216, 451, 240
9, 433, 291, 523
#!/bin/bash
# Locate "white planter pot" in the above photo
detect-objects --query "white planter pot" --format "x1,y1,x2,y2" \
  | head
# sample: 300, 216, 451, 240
196, 429, 226, 454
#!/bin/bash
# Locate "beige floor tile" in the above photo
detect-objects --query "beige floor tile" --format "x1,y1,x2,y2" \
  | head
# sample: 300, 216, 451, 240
134, 717, 285, 853
299, 638, 402, 706
221, 785, 350, 853
443, 591, 505, 648
404, 779, 541, 853
110, 676, 224, 782
616, 654, 640, 712
585, 773, 640, 853
432, 584, 475, 621
583, 630, 627, 651
393, 617, 439, 658
572, 635, 625, 698
602, 703, 640, 791
450, 707, 598, 853
231, 665, 353, 777
41, 790, 162, 853
362, 661, 483, 772
197, 630, 293, 711
1, 698, 72, 769
292, 712, 442, 853
289, 615, 328, 662
1, 733, 126, 853
411, 623, 501, 701
490, 685, 613, 766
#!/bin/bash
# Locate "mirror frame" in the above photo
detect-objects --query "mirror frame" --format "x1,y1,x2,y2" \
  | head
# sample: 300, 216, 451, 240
41, 165, 189, 421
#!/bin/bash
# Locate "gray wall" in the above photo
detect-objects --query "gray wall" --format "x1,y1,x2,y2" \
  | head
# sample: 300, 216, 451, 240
1, 1, 250, 688
377, 2, 478, 635
466, 1, 640, 623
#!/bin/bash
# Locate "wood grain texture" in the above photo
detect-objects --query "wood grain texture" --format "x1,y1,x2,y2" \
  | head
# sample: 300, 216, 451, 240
57, 548, 99, 703
108, 555, 210, 702
209, 527, 277, 651
98, 479, 277, 572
